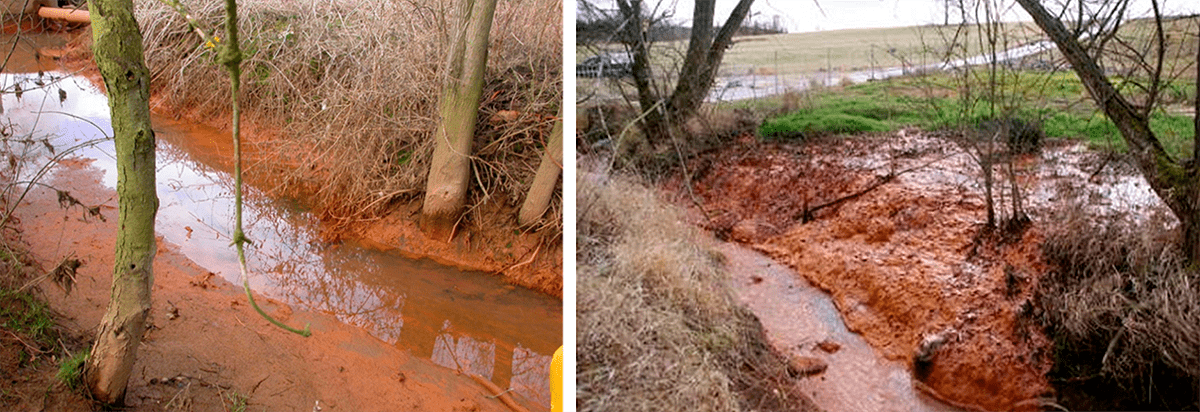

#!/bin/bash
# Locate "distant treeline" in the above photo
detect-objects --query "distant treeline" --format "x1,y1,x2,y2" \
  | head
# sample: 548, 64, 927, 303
577, 17, 786, 44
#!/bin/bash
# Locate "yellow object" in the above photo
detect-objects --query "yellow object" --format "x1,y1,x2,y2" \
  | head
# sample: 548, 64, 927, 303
550, 345, 563, 412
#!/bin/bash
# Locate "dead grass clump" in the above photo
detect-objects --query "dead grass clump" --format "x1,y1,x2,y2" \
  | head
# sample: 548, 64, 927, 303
1039, 209, 1200, 410
135, 0, 562, 232
577, 170, 817, 412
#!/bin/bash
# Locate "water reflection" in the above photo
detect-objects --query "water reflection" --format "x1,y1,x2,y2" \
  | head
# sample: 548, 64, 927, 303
433, 326, 497, 379
1, 70, 561, 407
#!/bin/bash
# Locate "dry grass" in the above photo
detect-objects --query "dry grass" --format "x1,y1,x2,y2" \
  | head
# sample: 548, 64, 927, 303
577, 167, 818, 412
1040, 206, 1200, 409
136, 0, 561, 232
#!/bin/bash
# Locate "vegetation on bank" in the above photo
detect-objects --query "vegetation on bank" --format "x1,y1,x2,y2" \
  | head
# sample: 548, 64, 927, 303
577, 171, 817, 412
134, 0, 562, 234
1040, 209, 1199, 410
757, 72, 1196, 158
0, 248, 91, 409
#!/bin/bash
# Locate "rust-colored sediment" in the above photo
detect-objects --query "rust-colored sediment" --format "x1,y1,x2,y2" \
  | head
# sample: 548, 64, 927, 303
685, 136, 1054, 411
49, 30, 562, 298
12, 159, 520, 412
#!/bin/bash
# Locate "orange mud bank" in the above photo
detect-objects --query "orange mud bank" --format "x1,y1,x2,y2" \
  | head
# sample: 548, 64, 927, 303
670, 132, 1108, 411
53, 29, 562, 299
14, 159, 538, 412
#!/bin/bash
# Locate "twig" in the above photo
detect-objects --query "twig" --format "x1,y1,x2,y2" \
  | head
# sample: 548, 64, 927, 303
494, 243, 540, 276
4, 330, 44, 357
468, 374, 530, 412
798, 151, 959, 222
215, 0, 309, 337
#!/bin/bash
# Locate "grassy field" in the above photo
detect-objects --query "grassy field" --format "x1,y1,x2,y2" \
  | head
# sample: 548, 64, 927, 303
754, 71, 1196, 158
720, 23, 1044, 75
578, 22, 1044, 75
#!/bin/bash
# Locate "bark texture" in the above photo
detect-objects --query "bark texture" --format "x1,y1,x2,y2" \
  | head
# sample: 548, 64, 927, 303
1015, 0, 1200, 261
518, 110, 563, 226
422, 0, 497, 240
618, 0, 754, 145
84, 0, 158, 405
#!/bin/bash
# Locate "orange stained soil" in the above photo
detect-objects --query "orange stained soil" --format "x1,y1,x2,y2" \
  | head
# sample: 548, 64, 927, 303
51, 27, 564, 298
1, 27, 558, 411
680, 132, 1062, 411
13, 158, 539, 412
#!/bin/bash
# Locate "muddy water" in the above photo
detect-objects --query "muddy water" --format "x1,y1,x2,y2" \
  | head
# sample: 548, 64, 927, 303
1, 71, 561, 406
719, 242, 961, 412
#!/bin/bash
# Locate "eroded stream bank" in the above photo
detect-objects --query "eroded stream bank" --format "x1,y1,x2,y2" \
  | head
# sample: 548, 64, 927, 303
3, 58, 560, 409
673, 130, 1172, 411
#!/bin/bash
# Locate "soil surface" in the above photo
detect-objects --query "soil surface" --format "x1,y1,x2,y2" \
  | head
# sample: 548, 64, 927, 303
673, 130, 1171, 411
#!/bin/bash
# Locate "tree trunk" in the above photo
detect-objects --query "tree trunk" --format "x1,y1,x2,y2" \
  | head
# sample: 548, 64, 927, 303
1015, 0, 1200, 261
518, 109, 563, 226
618, 0, 755, 146
421, 0, 497, 241
616, 0, 670, 142
84, 0, 158, 405
666, 0, 753, 125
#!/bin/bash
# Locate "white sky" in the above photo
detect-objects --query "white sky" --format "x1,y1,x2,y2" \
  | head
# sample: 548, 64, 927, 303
607, 0, 1200, 33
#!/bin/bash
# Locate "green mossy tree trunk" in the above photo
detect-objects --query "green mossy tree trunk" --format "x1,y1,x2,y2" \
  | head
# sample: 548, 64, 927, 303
518, 109, 563, 226
421, 0, 498, 240
1015, 0, 1200, 262
83, 0, 158, 405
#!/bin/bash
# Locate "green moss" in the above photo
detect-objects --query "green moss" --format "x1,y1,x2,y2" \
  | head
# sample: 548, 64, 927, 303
0, 290, 56, 347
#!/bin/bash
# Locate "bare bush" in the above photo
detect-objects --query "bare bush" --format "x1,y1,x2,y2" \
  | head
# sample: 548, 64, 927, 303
135, 0, 562, 231
1040, 208, 1200, 408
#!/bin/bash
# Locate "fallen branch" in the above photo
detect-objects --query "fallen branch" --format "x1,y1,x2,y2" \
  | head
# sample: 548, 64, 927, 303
468, 373, 530, 412
797, 152, 958, 223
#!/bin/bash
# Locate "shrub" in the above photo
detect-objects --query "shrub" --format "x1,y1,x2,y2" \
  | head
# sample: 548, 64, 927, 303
1039, 211, 1200, 410
976, 117, 1043, 154
135, 0, 562, 229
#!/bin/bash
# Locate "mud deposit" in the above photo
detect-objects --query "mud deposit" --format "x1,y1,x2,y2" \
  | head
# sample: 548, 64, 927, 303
2, 67, 559, 409
681, 131, 1173, 411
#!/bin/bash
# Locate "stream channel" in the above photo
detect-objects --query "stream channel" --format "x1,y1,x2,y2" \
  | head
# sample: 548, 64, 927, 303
1, 69, 562, 405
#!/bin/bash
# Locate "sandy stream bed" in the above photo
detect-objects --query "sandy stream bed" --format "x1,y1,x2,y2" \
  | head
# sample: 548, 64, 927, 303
672, 130, 1171, 411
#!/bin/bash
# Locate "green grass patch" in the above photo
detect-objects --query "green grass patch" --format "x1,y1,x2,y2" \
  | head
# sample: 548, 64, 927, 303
56, 348, 89, 389
1043, 111, 1195, 157
759, 71, 1195, 158
0, 289, 57, 348
760, 110, 892, 137
223, 391, 249, 412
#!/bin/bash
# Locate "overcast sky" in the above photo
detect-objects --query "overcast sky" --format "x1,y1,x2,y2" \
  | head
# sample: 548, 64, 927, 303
597, 0, 1200, 33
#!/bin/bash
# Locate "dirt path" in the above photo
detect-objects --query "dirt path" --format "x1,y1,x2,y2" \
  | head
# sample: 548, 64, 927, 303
14, 158, 539, 411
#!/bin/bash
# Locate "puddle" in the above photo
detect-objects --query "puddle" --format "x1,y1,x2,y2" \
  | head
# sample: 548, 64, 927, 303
1, 70, 561, 406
